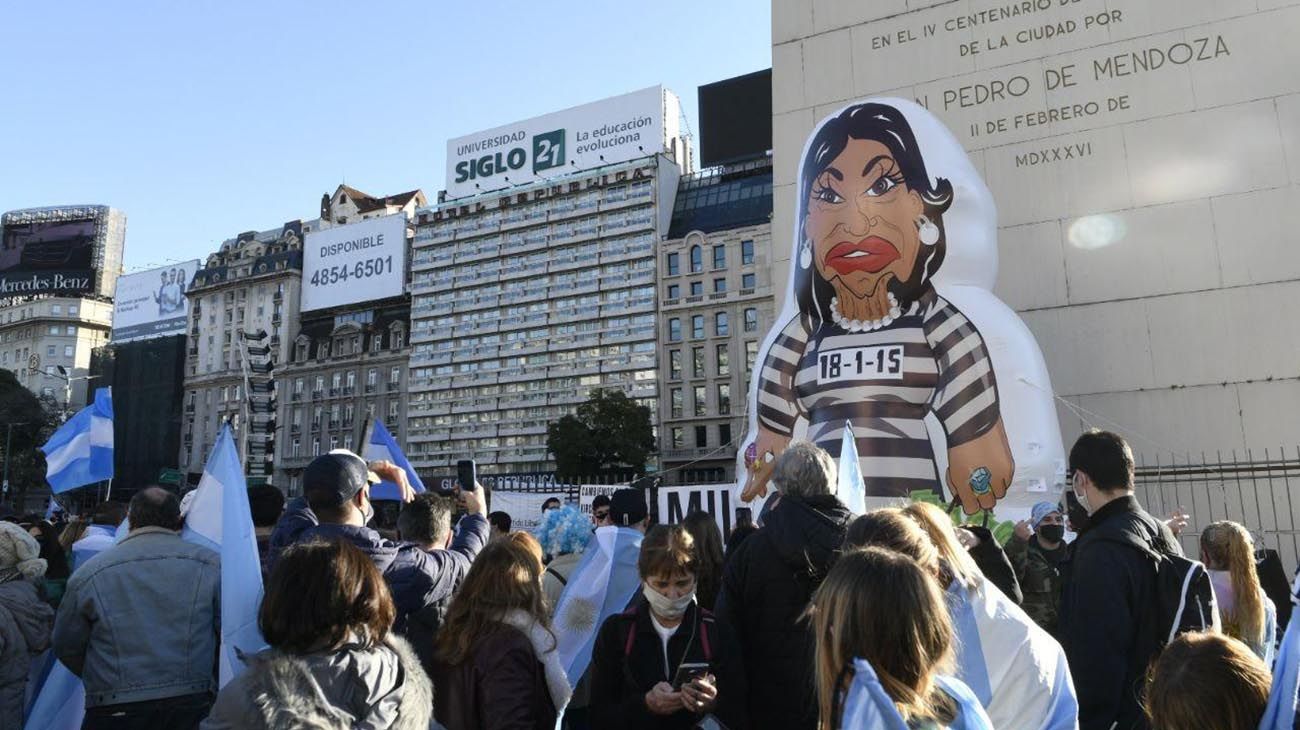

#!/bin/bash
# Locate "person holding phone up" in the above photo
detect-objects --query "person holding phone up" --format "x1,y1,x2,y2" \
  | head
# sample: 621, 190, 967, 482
588, 525, 748, 730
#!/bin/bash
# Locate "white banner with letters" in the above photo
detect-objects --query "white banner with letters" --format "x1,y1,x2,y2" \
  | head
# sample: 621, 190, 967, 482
657, 484, 735, 538
111, 259, 200, 342
301, 214, 407, 312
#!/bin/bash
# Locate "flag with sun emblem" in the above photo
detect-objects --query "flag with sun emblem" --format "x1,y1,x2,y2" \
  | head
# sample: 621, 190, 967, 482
553, 524, 645, 684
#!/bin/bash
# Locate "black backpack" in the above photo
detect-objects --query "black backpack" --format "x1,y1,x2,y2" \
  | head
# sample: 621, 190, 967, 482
1099, 517, 1220, 646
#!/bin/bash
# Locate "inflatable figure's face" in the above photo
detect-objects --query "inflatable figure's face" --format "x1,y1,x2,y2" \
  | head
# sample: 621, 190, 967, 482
805, 138, 927, 304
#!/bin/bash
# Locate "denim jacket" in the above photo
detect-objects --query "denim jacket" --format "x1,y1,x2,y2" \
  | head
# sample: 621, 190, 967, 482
53, 526, 220, 707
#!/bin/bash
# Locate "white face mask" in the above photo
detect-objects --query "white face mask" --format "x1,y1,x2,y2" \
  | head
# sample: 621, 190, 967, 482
1072, 473, 1092, 515
643, 583, 695, 620
359, 496, 374, 526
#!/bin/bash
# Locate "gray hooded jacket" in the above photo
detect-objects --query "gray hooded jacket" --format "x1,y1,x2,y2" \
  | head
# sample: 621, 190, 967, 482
0, 578, 54, 729
201, 633, 440, 730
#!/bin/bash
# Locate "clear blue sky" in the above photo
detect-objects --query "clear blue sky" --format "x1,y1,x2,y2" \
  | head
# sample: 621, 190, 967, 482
0, 1, 771, 270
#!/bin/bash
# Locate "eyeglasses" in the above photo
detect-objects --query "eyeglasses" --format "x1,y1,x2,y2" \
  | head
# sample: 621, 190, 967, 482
594, 510, 610, 520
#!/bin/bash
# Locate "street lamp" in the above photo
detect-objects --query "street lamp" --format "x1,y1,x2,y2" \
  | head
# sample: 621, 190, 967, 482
52, 365, 100, 421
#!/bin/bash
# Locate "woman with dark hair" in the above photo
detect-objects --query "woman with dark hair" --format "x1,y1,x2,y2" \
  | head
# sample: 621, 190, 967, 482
1146, 632, 1270, 730
433, 538, 570, 730
681, 511, 725, 610
743, 102, 1014, 516
202, 539, 433, 729
25, 520, 70, 606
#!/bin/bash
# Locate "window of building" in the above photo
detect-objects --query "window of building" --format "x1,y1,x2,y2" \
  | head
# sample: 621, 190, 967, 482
692, 347, 704, 378
670, 427, 683, 449
668, 318, 681, 342
741, 240, 754, 265
719, 422, 732, 445
669, 350, 681, 379
344, 403, 355, 424
220, 387, 228, 402
69, 305, 78, 316
343, 434, 353, 451
389, 400, 399, 419
371, 335, 382, 353
744, 308, 759, 332
718, 383, 731, 414
291, 439, 300, 457
670, 388, 683, 418
694, 425, 707, 448
693, 385, 707, 416
387, 367, 399, 385
329, 436, 339, 451
52, 304, 61, 315
294, 377, 304, 394
715, 312, 729, 336
712, 245, 726, 269
48, 326, 58, 335
292, 408, 302, 426
313, 406, 322, 425
690, 281, 703, 297
331, 373, 342, 390
311, 439, 320, 457
689, 246, 702, 273
667, 284, 680, 300
314, 375, 324, 393
317, 343, 329, 359
716, 345, 730, 376
45, 345, 55, 357
345, 371, 356, 390
367, 368, 378, 387
742, 273, 756, 290
66, 326, 75, 335
713, 278, 726, 293
691, 315, 704, 339
64, 345, 73, 358
746, 341, 758, 375
666, 252, 680, 276
296, 341, 308, 361
392, 329, 405, 349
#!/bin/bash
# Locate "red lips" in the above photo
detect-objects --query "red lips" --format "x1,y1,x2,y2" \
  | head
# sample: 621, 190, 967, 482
826, 236, 900, 275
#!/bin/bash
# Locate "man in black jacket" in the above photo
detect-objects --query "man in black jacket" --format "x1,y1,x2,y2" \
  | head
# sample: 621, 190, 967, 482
716, 441, 853, 730
1059, 430, 1181, 730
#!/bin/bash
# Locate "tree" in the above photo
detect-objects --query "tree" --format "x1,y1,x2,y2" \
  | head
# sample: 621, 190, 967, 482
547, 388, 656, 477
0, 369, 61, 510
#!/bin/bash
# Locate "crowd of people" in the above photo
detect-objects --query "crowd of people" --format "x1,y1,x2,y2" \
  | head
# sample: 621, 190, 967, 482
0, 430, 1297, 729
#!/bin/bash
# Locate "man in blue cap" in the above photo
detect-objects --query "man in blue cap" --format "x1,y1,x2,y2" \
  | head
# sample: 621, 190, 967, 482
1007, 500, 1068, 636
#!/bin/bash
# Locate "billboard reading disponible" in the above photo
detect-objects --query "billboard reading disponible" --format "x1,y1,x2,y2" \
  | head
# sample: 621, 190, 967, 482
444, 86, 674, 200
301, 214, 408, 312
112, 260, 200, 343
0, 218, 98, 295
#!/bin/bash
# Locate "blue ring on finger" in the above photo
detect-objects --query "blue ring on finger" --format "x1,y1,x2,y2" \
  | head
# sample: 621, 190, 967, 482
969, 466, 992, 496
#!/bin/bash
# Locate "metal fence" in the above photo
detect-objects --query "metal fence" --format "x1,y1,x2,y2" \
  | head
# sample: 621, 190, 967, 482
1134, 447, 1300, 576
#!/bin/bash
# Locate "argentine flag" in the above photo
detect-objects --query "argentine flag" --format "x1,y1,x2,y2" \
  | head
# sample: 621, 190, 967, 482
182, 424, 267, 686
553, 524, 644, 684
838, 420, 866, 515
1259, 572, 1300, 729
946, 578, 1078, 730
40, 388, 113, 493
361, 418, 425, 501
839, 658, 992, 729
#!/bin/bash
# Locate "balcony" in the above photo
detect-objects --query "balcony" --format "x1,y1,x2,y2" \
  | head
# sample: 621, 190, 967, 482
342, 386, 355, 396
364, 384, 377, 394
290, 391, 302, 402
311, 390, 323, 400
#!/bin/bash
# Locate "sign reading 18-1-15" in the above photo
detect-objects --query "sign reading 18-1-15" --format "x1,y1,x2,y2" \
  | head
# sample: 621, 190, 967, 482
301, 214, 407, 312
443, 85, 676, 200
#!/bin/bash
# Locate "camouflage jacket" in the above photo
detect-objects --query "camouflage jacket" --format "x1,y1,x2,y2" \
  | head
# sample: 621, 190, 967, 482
1006, 534, 1066, 636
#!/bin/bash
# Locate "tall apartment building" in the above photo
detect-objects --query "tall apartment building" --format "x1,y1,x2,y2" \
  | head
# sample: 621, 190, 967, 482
181, 222, 305, 483
0, 297, 114, 411
408, 87, 690, 477
273, 185, 423, 495
658, 157, 775, 484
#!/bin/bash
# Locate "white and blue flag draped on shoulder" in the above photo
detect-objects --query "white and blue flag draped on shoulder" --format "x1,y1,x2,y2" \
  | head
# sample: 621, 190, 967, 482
40, 387, 114, 493
946, 578, 1079, 730
183, 424, 267, 686
1260, 573, 1300, 729
838, 420, 866, 515
553, 525, 644, 685
362, 419, 426, 501
839, 657, 993, 729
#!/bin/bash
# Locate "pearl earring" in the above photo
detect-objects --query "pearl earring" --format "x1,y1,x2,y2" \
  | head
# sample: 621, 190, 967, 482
799, 242, 812, 269
917, 215, 940, 246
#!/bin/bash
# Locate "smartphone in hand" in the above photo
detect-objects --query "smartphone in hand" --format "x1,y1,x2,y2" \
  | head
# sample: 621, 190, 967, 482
672, 662, 710, 690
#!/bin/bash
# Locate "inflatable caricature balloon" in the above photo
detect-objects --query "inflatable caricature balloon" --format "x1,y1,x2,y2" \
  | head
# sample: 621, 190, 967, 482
738, 98, 1064, 517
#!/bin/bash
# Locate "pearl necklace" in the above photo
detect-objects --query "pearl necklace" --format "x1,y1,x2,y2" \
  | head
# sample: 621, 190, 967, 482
830, 294, 902, 333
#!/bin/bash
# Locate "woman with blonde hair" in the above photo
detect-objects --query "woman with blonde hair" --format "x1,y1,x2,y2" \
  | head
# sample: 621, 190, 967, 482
433, 538, 570, 729
890, 503, 1078, 730
1145, 631, 1271, 730
813, 546, 989, 729
1201, 521, 1277, 663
